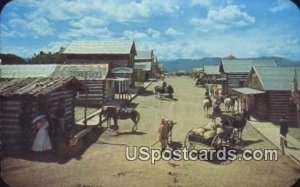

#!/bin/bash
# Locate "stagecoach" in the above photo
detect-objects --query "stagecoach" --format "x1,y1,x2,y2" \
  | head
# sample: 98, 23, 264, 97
184, 113, 246, 150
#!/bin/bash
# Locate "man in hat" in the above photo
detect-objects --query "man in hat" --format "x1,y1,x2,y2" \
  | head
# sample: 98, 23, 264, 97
158, 118, 169, 153
31, 114, 52, 152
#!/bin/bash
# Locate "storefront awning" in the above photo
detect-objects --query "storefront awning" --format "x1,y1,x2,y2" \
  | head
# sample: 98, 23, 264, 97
233, 87, 265, 95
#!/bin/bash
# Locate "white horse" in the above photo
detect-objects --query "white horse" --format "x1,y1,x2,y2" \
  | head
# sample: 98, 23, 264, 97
203, 98, 212, 117
224, 97, 235, 112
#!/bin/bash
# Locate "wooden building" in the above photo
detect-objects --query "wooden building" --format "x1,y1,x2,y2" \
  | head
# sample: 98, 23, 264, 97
233, 66, 300, 125
63, 40, 137, 86
0, 64, 109, 107
0, 77, 85, 153
192, 67, 204, 79
134, 50, 154, 82
219, 59, 277, 96
203, 65, 224, 84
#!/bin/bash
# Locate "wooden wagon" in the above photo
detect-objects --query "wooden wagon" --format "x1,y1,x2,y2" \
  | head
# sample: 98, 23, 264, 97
184, 120, 241, 150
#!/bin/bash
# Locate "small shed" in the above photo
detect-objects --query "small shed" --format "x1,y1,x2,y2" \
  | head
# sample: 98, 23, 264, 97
233, 66, 300, 124
134, 62, 152, 82
0, 77, 85, 153
134, 50, 154, 82
219, 59, 277, 96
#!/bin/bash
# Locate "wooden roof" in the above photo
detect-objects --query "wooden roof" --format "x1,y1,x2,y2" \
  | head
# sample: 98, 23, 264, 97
63, 40, 137, 55
135, 50, 153, 60
0, 77, 85, 97
220, 59, 277, 73
204, 65, 220, 75
247, 66, 300, 91
0, 64, 109, 80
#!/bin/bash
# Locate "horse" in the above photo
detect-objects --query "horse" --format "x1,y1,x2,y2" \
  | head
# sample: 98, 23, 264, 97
220, 112, 247, 141
224, 97, 235, 112
203, 98, 212, 117
100, 106, 140, 132
154, 85, 174, 99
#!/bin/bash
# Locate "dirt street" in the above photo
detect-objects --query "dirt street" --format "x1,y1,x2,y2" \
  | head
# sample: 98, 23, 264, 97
2, 76, 300, 187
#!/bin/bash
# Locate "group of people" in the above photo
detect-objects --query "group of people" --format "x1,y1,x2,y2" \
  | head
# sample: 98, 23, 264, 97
31, 99, 66, 152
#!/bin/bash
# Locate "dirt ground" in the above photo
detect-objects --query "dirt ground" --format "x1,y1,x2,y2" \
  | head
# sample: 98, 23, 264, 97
2, 76, 300, 187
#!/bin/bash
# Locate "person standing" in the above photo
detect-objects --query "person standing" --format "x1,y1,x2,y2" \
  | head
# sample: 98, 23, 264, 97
210, 85, 214, 98
31, 115, 52, 152
158, 118, 169, 153
280, 115, 289, 147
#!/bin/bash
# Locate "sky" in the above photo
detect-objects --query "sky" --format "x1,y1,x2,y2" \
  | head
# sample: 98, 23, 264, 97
1, 0, 300, 60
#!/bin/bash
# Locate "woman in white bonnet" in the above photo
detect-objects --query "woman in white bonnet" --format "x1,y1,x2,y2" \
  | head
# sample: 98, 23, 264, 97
31, 114, 52, 152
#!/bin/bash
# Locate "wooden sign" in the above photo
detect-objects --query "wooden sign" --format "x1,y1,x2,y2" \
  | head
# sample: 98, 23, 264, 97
111, 67, 133, 74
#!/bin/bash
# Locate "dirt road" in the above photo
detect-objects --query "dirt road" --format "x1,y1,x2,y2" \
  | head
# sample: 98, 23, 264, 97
2, 76, 300, 187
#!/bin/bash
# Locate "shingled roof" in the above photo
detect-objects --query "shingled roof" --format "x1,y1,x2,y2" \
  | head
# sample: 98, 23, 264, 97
135, 50, 153, 60
251, 66, 300, 91
220, 59, 277, 73
204, 65, 220, 75
0, 77, 85, 97
63, 40, 136, 55
0, 64, 109, 80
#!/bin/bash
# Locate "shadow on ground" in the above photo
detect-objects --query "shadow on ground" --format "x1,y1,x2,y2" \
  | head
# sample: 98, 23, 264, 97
2, 125, 104, 164
139, 90, 154, 96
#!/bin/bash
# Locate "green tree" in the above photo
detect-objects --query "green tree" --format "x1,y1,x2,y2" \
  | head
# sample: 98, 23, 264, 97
0, 53, 27, 64
30, 48, 64, 64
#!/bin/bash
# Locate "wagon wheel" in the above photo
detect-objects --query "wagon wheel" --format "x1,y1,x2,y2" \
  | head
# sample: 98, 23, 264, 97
230, 129, 242, 148
184, 129, 196, 150
211, 135, 221, 150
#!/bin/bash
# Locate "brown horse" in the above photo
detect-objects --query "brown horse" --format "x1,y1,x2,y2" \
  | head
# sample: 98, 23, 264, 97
100, 106, 140, 132
220, 112, 247, 141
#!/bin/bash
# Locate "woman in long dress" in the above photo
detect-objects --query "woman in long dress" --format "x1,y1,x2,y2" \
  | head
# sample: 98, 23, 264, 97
32, 115, 52, 152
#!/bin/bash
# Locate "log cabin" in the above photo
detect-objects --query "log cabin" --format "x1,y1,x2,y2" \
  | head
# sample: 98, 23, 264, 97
219, 59, 277, 96
233, 66, 300, 125
0, 77, 85, 153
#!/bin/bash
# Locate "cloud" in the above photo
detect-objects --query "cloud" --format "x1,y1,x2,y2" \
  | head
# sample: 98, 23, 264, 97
190, 0, 212, 7
147, 28, 160, 38
190, 5, 255, 32
6, 17, 54, 38
165, 28, 184, 36
70, 16, 107, 28
269, 0, 291, 12
15, 0, 180, 23
59, 27, 112, 40
59, 16, 110, 40
123, 30, 149, 39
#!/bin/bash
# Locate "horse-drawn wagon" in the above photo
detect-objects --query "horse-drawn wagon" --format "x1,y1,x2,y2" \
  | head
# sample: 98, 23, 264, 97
184, 112, 247, 150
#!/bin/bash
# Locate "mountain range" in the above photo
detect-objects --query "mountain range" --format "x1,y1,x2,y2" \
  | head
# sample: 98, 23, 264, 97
160, 57, 300, 73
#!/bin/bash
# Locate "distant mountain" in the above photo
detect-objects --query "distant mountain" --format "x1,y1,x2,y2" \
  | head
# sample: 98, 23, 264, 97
161, 57, 221, 73
160, 57, 300, 72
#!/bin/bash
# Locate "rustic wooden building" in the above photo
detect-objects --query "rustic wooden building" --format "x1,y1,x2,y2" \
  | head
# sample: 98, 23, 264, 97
63, 40, 137, 86
0, 64, 109, 107
203, 65, 224, 84
134, 50, 154, 82
219, 59, 277, 96
192, 67, 204, 79
233, 66, 300, 125
0, 77, 85, 153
